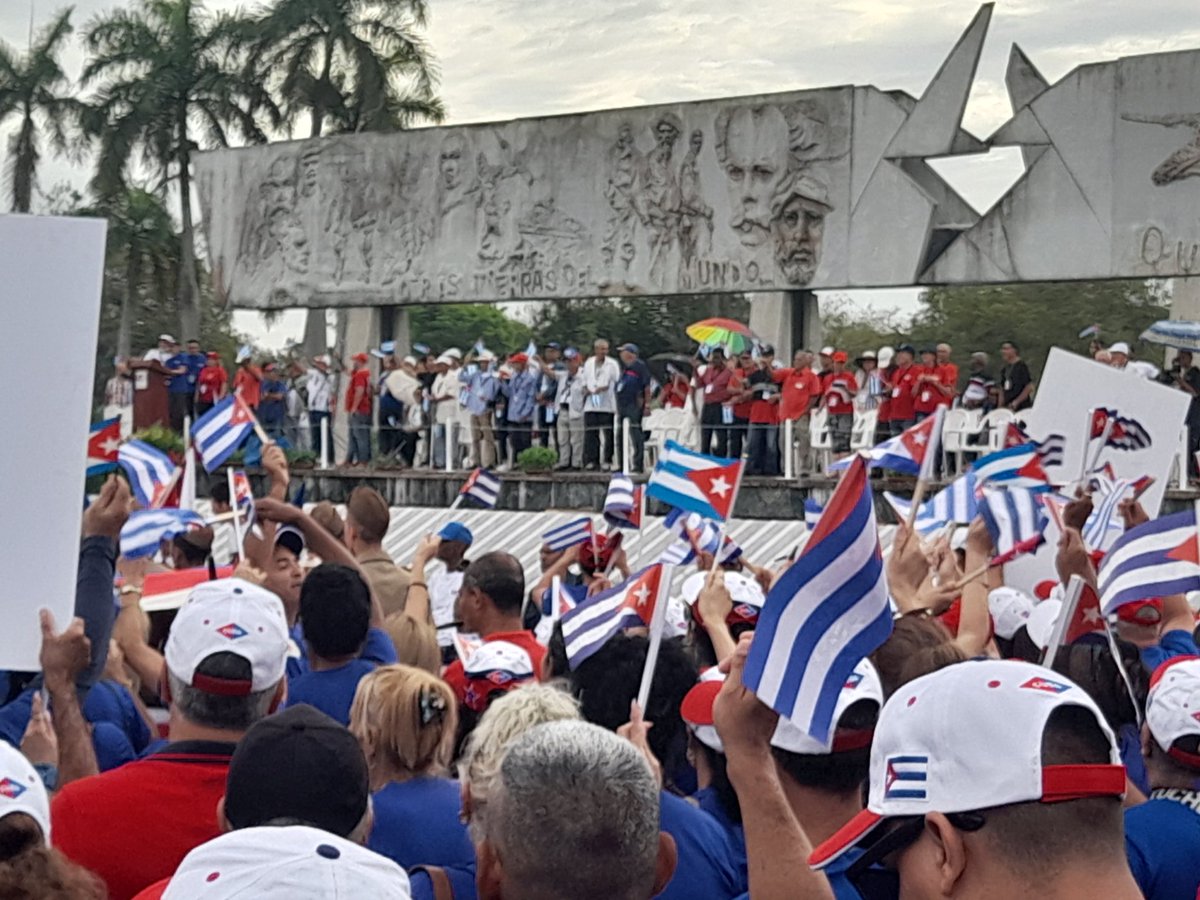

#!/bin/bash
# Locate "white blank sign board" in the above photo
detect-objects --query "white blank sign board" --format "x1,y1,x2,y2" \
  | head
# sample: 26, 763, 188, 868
0, 216, 107, 670
1008, 347, 1190, 594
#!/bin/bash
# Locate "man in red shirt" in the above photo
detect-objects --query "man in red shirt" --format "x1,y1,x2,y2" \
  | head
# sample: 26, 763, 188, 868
887, 344, 918, 435
822, 350, 858, 453
443, 551, 547, 699
776, 349, 821, 473
195, 352, 228, 417
232, 349, 262, 409
935, 342, 959, 408
694, 347, 734, 457
913, 347, 942, 420
345, 352, 373, 466
729, 351, 755, 461
745, 346, 781, 475
52, 578, 290, 900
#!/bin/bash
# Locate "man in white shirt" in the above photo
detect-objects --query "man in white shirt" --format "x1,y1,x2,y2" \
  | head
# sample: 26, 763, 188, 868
305, 355, 337, 456
143, 333, 176, 364
582, 339, 620, 470
554, 348, 587, 469
430, 354, 460, 468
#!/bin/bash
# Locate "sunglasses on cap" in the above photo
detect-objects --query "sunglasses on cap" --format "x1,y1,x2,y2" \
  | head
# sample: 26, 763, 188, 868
846, 812, 985, 900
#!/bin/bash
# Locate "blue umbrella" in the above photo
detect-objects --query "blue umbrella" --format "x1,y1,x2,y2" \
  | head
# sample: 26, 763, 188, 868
1139, 319, 1200, 352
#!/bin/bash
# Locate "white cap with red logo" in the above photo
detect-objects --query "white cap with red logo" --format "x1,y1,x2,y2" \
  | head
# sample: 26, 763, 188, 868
808, 659, 1125, 870
772, 658, 883, 755
165, 578, 290, 696
0, 741, 50, 844
1146, 656, 1200, 767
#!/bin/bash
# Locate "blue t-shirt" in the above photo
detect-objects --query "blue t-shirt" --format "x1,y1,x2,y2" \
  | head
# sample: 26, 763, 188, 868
1141, 629, 1200, 674
166, 352, 206, 394
616, 359, 652, 411
658, 790, 746, 900
1126, 790, 1200, 900
286, 659, 378, 725
695, 785, 746, 883
729, 847, 866, 900
287, 625, 397, 680
409, 864, 478, 900
84, 680, 151, 755
368, 777, 476, 871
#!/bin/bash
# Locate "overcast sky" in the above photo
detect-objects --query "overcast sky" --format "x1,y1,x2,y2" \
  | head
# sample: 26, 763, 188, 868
3, 0, 1197, 347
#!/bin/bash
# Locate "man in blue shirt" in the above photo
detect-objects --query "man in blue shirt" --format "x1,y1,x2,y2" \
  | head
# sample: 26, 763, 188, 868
459, 350, 500, 468
257, 363, 289, 443
1126, 657, 1200, 900
165, 338, 206, 433
286, 564, 390, 725
502, 353, 540, 464
615, 342, 652, 473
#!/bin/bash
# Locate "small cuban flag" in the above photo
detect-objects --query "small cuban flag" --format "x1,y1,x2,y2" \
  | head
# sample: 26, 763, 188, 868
117, 440, 179, 508
192, 395, 256, 473
87, 417, 122, 477
645, 440, 744, 523
460, 467, 501, 508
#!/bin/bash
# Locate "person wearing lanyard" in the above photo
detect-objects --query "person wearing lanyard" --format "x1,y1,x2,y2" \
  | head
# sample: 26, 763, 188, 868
695, 347, 734, 456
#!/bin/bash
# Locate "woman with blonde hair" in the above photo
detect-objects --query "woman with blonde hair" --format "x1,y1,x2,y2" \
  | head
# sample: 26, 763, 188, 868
349, 664, 474, 873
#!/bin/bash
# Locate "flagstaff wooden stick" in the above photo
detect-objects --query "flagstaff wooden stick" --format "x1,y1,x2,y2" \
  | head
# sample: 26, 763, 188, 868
636, 564, 676, 711
952, 561, 991, 592
227, 468, 246, 561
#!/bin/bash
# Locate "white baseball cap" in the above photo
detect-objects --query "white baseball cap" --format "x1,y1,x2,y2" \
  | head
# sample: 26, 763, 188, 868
680, 668, 727, 753
1024, 599, 1062, 650
463, 640, 535, 682
680, 571, 765, 627
1108, 341, 1131, 356
444, 347, 463, 360
0, 741, 50, 844
162, 826, 412, 899
1146, 657, 1200, 767
165, 578, 290, 696
988, 586, 1036, 640
773, 658, 883, 755
809, 659, 1124, 870
820, 346, 835, 357
159, 333, 177, 343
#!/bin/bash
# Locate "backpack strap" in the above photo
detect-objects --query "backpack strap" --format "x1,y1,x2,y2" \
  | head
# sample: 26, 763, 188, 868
409, 865, 454, 900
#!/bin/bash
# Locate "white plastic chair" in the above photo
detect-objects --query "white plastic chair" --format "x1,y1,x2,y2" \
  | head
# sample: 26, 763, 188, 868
941, 408, 982, 474
809, 407, 832, 473
981, 408, 1015, 452
850, 409, 878, 453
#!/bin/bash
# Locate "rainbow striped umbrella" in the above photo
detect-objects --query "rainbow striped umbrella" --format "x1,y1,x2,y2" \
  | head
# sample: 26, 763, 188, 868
685, 318, 758, 355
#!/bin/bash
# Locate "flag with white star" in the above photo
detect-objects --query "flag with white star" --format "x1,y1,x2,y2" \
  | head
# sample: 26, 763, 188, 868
645, 440, 744, 522
87, 417, 122, 477
560, 565, 665, 669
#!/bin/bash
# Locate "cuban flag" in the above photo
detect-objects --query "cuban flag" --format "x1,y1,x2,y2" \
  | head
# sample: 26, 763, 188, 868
461, 467, 502, 508
192, 395, 255, 472
605, 474, 643, 529
117, 440, 179, 508
1098, 508, 1200, 613
1004, 422, 1065, 468
136, 564, 237, 612
87, 418, 122, 476
970, 442, 1052, 490
543, 517, 593, 552
120, 508, 205, 559
230, 469, 256, 528
1091, 408, 1152, 451
804, 498, 823, 530
979, 487, 1049, 558
560, 565, 665, 668
884, 471, 978, 535
1082, 475, 1134, 550
645, 440, 743, 522
743, 455, 892, 744
829, 414, 939, 476
663, 509, 742, 564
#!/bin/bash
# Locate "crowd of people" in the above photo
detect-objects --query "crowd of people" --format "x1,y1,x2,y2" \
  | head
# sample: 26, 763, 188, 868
5, 429, 1200, 898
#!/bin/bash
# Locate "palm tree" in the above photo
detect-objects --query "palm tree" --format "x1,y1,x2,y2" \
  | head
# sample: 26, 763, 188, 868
82, 0, 279, 340
86, 187, 179, 358
0, 9, 81, 212
252, 0, 444, 140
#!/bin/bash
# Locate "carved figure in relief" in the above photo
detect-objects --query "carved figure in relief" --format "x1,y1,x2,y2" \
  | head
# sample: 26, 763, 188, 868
770, 169, 832, 285
1122, 112, 1200, 186
678, 128, 713, 269
601, 122, 644, 277
636, 113, 684, 283
714, 105, 793, 249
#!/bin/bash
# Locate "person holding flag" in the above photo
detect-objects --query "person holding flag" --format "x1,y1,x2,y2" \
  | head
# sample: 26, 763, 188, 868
821, 351, 857, 454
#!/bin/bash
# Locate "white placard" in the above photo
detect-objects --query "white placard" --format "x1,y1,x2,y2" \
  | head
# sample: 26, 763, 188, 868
1007, 347, 1190, 593
0, 216, 107, 670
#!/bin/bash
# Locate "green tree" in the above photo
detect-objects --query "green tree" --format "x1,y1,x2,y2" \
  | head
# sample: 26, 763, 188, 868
82, 0, 279, 342
410, 304, 531, 355
0, 9, 81, 212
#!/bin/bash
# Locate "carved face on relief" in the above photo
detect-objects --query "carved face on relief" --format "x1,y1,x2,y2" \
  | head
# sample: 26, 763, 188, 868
717, 106, 790, 248
439, 134, 468, 190
772, 191, 829, 284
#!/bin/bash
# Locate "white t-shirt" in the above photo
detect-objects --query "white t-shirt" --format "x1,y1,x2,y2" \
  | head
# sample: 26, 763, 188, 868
582, 356, 620, 414
429, 565, 465, 648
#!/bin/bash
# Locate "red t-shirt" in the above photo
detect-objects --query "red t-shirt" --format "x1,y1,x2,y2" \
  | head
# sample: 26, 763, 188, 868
661, 379, 689, 409
696, 366, 734, 406
825, 371, 858, 415
52, 742, 234, 900
935, 362, 959, 408
778, 368, 821, 421
748, 374, 780, 424
196, 365, 227, 404
876, 366, 895, 423
233, 365, 262, 409
443, 629, 547, 703
346, 368, 372, 415
913, 365, 941, 415
731, 369, 754, 420
889, 365, 918, 421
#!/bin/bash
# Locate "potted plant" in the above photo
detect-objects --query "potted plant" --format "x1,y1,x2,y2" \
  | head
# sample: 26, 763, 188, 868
517, 446, 558, 474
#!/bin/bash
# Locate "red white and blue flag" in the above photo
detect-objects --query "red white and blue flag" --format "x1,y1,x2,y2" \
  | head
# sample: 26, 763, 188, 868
604, 474, 643, 529
743, 455, 892, 745
1091, 408, 1152, 451
192, 395, 255, 473
542, 517, 593, 552
1098, 508, 1200, 614
829, 414, 940, 476
979, 487, 1049, 558
970, 442, 1052, 490
117, 440, 179, 508
87, 417, 122, 477
560, 565, 665, 668
460, 467, 502, 508
646, 440, 743, 522
119, 508, 205, 559
230, 469, 256, 528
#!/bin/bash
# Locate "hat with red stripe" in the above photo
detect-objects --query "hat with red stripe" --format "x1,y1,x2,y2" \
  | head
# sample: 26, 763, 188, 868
680, 668, 726, 752
1146, 656, 1200, 770
165, 578, 290, 696
772, 658, 882, 755
461, 641, 535, 713
808, 659, 1125, 870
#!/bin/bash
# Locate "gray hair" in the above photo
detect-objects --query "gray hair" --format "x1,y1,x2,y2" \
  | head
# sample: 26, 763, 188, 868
481, 720, 661, 900
168, 652, 278, 732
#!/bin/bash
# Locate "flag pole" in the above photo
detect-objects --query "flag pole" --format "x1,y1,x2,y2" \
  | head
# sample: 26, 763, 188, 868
706, 460, 745, 588
227, 468, 246, 561
636, 564, 675, 711
1040, 575, 1085, 666
904, 406, 945, 543
1085, 418, 1115, 483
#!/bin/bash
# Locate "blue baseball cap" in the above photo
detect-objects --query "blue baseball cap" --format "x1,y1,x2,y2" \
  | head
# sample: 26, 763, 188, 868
438, 522, 474, 546
618, 343, 640, 355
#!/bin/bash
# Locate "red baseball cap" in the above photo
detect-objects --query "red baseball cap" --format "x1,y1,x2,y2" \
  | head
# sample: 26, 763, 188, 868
352, 352, 369, 363
832, 351, 848, 363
